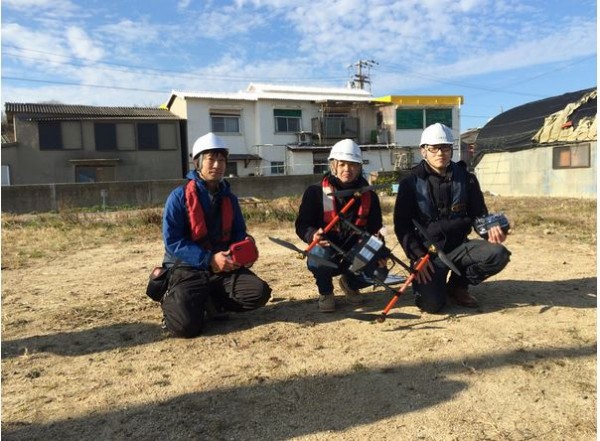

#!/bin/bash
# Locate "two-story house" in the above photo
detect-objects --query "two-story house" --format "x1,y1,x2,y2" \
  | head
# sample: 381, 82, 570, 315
2, 103, 184, 185
166, 83, 464, 177
2, 86, 464, 185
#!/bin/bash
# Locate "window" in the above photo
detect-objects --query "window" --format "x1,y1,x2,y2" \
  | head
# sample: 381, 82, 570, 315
396, 108, 453, 129
39, 121, 63, 150
1, 165, 10, 186
270, 161, 285, 175
225, 162, 238, 177
396, 109, 423, 129
313, 152, 329, 175
95, 123, 117, 151
75, 165, 116, 182
553, 144, 591, 169
274, 109, 301, 133
138, 123, 159, 150
425, 108, 453, 127
210, 112, 240, 133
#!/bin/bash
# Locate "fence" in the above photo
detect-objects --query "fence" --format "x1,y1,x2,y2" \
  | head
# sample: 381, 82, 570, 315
0, 174, 372, 214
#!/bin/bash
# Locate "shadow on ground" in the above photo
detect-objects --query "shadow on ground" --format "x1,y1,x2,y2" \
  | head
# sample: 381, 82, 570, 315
2, 277, 595, 359
3, 343, 595, 440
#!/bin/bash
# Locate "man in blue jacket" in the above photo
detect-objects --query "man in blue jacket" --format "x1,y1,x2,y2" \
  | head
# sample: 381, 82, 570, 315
160, 132, 271, 337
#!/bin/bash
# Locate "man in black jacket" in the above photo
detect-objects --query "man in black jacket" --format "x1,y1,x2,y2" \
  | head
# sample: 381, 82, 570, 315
394, 123, 510, 313
295, 139, 386, 312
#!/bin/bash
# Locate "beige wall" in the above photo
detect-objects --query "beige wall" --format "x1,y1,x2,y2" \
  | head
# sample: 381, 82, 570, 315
475, 143, 596, 198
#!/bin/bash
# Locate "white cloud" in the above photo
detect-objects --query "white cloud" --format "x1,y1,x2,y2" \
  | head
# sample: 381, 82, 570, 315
195, 8, 266, 39
1, 0, 78, 17
97, 20, 161, 44
1, 0, 595, 113
2, 23, 70, 63
441, 20, 597, 80
66, 27, 105, 62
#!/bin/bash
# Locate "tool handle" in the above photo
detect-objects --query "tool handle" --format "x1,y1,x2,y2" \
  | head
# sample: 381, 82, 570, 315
381, 254, 430, 315
304, 197, 358, 252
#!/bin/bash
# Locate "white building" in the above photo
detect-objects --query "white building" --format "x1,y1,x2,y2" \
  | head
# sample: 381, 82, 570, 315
166, 83, 463, 177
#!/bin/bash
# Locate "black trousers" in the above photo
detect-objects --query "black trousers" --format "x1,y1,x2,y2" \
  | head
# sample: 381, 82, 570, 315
412, 239, 511, 313
161, 266, 271, 338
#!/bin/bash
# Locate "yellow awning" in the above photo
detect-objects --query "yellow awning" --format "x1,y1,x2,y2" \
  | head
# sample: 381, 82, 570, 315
373, 95, 464, 106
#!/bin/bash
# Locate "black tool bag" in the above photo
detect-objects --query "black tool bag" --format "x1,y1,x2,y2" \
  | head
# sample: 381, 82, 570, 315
146, 260, 180, 302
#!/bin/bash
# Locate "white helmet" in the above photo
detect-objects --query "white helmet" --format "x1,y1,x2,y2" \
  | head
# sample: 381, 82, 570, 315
328, 139, 362, 163
192, 132, 228, 158
420, 123, 454, 146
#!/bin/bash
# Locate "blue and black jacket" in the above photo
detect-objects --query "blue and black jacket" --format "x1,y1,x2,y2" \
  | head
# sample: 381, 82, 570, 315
393, 160, 488, 260
162, 170, 247, 269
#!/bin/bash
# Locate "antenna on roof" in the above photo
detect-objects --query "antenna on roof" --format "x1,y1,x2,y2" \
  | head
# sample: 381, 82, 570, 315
348, 59, 378, 91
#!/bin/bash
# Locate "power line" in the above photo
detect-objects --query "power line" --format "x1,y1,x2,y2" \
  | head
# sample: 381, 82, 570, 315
2, 44, 348, 84
379, 54, 595, 98
1, 76, 170, 94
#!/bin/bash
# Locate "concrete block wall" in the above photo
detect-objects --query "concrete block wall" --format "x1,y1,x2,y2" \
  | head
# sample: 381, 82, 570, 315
1, 175, 323, 214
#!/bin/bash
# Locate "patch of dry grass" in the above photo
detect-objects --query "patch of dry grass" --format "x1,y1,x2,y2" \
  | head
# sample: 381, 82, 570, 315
483, 195, 596, 244
2, 196, 595, 270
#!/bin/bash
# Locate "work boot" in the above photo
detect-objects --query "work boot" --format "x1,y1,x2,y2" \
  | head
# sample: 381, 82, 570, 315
339, 275, 364, 305
318, 294, 336, 313
447, 285, 479, 308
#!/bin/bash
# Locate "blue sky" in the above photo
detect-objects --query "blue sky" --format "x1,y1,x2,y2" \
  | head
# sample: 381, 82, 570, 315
1, 0, 597, 130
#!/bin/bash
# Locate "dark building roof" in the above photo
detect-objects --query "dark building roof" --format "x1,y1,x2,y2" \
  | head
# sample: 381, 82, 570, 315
475, 87, 596, 156
5, 102, 181, 119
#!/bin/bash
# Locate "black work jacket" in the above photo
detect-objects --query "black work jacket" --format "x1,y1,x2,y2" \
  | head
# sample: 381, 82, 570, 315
393, 160, 488, 260
295, 174, 383, 251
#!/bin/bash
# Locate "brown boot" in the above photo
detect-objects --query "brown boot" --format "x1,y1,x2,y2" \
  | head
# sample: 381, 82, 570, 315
448, 285, 479, 308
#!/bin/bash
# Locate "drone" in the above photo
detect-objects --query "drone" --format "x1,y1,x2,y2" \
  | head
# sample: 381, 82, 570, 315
269, 184, 462, 323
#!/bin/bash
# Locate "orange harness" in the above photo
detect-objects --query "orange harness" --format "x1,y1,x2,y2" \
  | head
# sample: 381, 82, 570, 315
321, 176, 371, 228
185, 180, 233, 247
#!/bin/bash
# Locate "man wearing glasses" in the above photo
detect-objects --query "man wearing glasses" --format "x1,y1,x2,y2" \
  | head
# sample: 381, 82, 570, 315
393, 123, 510, 313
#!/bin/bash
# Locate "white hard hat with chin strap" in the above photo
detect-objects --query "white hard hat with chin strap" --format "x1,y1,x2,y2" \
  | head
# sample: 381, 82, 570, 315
328, 139, 363, 163
192, 132, 229, 158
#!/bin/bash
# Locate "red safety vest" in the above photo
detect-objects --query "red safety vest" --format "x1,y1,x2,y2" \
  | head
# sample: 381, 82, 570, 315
184, 180, 233, 247
321, 176, 371, 228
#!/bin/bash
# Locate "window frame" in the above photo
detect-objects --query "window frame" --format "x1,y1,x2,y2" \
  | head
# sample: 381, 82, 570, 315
274, 109, 302, 133
552, 144, 591, 169
270, 161, 285, 175
425, 108, 453, 127
210, 112, 240, 134
94, 123, 118, 151
396, 109, 423, 130
396, 108, 454, 130
38, 121, 64, 150
137, 123, 160, 150
74, 165, 116, 183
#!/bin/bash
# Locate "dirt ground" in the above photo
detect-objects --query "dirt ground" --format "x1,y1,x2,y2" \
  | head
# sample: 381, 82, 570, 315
1, 198, 597, 440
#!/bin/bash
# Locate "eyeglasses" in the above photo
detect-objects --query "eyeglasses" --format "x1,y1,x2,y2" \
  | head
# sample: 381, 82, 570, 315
424, 145, 453, 154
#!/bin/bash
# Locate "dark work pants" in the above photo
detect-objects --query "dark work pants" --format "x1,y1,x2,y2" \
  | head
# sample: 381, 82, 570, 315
161, 266, 271, 338
307, 245, 374, 295
413, 239, 511, 313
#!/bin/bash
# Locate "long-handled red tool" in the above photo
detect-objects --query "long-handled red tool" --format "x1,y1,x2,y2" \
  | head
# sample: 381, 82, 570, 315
304, 184, 388, 253
376, 251, 431, 323
376, 219, 463, 322
305, 196, 357, 253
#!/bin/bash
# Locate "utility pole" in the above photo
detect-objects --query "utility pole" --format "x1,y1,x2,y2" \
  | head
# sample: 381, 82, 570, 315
349, 59, 378, 90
